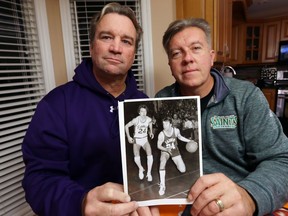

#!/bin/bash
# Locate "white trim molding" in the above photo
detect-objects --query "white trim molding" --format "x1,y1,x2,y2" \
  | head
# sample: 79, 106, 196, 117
59, 0, 77, 81
34, 0, 56, 92
141, 0, 155, 97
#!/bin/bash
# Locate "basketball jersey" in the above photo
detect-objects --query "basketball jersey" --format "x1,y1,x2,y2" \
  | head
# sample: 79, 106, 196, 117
162, 128, 180, 157
134, 116, 151, 138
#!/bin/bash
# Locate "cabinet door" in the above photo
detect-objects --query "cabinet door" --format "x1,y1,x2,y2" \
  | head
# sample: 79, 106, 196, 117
262, 88, 277, 112
176, 0, 204, 19
230, 24, 244, 64
214, 0, 232, 62
262, 21, 281, 63
243, 25, 262, 63
281, 19, 288, 40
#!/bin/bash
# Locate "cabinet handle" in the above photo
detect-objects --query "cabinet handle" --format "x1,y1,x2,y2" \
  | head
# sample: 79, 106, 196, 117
225, 44, 230, 57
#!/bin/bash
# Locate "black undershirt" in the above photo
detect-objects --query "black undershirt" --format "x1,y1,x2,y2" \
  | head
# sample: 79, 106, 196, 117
175, 81, 214, 113
200, 86, 214, 114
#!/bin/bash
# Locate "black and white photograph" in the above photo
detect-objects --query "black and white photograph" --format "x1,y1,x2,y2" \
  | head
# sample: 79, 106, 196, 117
118, 96, 203, 206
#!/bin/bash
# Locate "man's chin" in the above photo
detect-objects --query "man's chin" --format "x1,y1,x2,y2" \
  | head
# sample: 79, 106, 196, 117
103, 65, 123, 74
179, 79, 199, 88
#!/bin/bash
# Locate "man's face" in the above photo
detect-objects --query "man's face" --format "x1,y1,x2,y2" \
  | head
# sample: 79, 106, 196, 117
139, 108, 147, 116
167, 27, 215, 96
162, 120, 171, 130
90, 13, 136, 79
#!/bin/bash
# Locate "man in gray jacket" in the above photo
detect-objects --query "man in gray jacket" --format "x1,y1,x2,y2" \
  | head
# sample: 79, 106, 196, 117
155, 17, 288, 216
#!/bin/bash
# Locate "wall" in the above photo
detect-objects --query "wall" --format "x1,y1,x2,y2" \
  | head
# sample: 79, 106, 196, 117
46, 0, 67, 86
45, 0, 176, 95
150, 0, 176, 95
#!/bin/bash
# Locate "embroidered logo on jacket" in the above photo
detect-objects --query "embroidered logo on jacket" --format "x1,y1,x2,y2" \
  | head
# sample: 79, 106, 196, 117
210, 115, 237, 129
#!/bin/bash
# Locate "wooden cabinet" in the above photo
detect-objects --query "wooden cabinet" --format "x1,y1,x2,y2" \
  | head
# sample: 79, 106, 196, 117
214, 0, 232, 62
232, 18, 288, 64
176, 0, 204, 19
176, 0, 232, 63
281, 18, 288, 40
230, 24, 244, 64
261, 18, 288, 63
262, 88, 277, 112
244, 24, 262, 63
262, 21, 281, 63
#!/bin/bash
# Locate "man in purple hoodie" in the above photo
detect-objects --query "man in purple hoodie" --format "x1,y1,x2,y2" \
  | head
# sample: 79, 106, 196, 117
21, 3, 159, 216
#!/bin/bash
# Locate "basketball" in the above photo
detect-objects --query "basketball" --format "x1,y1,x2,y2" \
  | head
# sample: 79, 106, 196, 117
186, 141, 198, 153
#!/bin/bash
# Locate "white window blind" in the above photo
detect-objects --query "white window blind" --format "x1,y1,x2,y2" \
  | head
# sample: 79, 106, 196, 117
69, 0, 145, 92
0, 0, 53, 215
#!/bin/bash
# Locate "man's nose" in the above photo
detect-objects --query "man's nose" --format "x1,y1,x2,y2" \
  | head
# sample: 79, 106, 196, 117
109, 38, 122, 53
183, 50, 194, 63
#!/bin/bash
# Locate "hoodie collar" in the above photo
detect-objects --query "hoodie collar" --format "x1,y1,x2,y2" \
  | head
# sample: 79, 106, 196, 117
210, 68, 230, 104
73, 58, 139, 98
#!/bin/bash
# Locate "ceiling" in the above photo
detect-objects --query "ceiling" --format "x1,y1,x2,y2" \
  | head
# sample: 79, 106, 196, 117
246, 0, 288, 19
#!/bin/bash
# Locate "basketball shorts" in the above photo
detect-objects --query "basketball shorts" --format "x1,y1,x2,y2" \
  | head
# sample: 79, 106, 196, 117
135, 136, 148, 146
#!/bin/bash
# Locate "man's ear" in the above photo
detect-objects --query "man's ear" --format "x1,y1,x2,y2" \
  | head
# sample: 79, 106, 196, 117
210, 50, 216, 66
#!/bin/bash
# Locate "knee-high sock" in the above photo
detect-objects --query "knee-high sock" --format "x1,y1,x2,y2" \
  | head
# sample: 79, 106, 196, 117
147, 155, 153, 175
134, 156, 143, 170
159, 170, 166, 186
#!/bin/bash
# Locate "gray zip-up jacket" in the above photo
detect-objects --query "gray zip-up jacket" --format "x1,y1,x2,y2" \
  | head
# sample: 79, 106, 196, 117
155, 68, 288, 215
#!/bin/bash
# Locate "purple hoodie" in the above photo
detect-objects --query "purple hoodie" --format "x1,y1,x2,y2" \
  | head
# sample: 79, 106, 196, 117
22, 58, 148, 216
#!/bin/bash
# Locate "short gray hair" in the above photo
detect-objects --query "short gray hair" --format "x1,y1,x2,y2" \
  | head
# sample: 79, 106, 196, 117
89, 2, 143, 50
162, 18, 212, 54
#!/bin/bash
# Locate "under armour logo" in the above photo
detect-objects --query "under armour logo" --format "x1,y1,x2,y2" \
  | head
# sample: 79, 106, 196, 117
110, 106, 118, 113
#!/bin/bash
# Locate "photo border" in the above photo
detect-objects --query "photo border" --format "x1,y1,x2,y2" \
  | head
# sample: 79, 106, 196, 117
118, 96, 203, 206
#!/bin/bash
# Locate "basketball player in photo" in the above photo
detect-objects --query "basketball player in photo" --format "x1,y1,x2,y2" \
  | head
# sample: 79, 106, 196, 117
157, 116, 197, 196
125, 104, 154, 182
